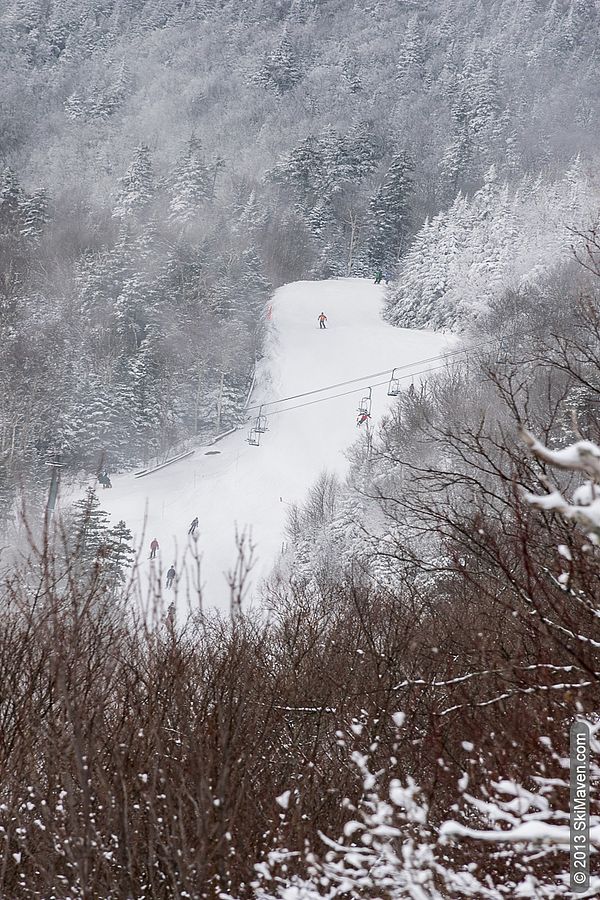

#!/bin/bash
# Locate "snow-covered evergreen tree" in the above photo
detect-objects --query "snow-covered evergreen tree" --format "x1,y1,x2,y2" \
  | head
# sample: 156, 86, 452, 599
258, 35, 302, 94
368, 152, 413, 272
168, 136, 214, 225
113, 145, 155, 221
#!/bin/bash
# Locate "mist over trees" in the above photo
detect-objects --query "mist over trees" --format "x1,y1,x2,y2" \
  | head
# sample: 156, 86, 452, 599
1, 0, 600, 527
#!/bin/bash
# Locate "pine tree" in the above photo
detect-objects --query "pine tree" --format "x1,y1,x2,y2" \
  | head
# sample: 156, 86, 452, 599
237, 249, 271, 325
269, 135, 323, 198
368, 152, 414, 271
342, 56, 362, 93
168, 136, 213, 225
345, 123, 381, 180
396, 15, 425, 89
129, 329, 163, 458
114, 219, 163, 348
71, 486, 113, 571
289, 0, 316, 24
113, 145, 155, 220
70, 488, 134, 587
0, 169, 25, 314
566, 0, 597, 46
19, 188, 49, 241
259, 36, 302, 94
441, 121, 473, 196
106, 519, 135, 584
0, 168, 22, 235
234, 189, 268, 235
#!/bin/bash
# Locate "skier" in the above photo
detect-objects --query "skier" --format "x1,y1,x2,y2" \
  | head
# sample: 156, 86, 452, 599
102, 470, 112, 489
357, 411, 371, 427
318, 312, 327, 329
150, 538, 159, 559
374, 270, 383, 284
166, 565, 176, 589
188, 516, 199, 536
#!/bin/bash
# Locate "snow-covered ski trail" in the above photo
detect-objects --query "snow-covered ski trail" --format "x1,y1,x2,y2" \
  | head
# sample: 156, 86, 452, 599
71, 279, 450, 612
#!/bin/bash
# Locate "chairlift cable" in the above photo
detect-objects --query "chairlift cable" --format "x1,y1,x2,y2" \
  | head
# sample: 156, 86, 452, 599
245, 338, 498, 413
265, 360, 455, 418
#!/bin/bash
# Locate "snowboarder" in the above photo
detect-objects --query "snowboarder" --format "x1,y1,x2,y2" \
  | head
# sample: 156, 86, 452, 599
374, 270, 383, 284
318, 312, 327, 329
150, 538, 159, 559
357, 411, 371, 427
166, 565, 176, 589
188, 516, 199, 536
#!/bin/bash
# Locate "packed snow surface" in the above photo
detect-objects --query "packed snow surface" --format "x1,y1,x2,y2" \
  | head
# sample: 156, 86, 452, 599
75, 279, 449, 612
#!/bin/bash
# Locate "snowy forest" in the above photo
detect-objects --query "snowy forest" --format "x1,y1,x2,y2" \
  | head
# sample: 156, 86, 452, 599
1, 0, 600, 897
2, 0, 600, 523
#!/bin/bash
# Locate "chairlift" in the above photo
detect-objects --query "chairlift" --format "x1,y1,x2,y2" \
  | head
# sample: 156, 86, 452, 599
387, 368, 401, 397
255, 404, 268, 433
357, 386, 372, 417
247, 426, 261, 447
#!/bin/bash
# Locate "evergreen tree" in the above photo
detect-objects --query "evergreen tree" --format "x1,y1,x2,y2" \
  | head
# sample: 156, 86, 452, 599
342, 56, 362, 93
259, 36, 302, 94
71, 486, 113, 571
168, 136, 213, 225
0, 168, 22, 235
19, 188, 49, 240
269, 135, 323, 198
0, 169, 26, 315
71, 488, 135, 587
396, 15, 425, 89
237, 248, 271, 325
113, 145, 155, 220
129, 328, 163, 458
565, 0, 597, 46
441, 121, 473, 195
368, 152, 414, 271
106, 519, 135, 583
114, 220, 162, 348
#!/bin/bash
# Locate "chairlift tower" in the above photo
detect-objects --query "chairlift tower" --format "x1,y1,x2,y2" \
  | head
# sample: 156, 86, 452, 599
45, 449, 64, 525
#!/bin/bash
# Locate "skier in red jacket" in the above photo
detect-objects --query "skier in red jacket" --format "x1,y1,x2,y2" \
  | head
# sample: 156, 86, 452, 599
318, 312, 327, 329
150, 538, 159, 559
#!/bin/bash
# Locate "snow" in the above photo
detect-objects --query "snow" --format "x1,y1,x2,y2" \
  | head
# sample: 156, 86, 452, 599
440, 818, 600, 847
67, 278, 448, 612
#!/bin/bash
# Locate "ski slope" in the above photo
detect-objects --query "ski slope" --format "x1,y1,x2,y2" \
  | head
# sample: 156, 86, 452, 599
76, 279, 450, 613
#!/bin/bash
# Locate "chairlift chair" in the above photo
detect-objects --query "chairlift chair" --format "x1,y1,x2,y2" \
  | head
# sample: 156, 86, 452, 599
357, 386, 372, 417
255, 405, 268, 433
387, 368, 401, 396
247, 426, 260, 446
